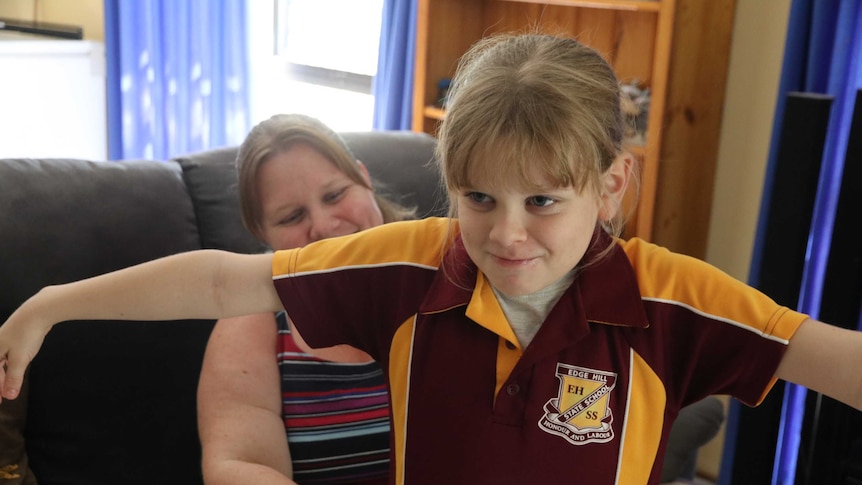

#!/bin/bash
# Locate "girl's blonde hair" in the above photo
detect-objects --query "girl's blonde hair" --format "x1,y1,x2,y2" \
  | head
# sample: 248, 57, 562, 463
236, 114, 415, 241
437, 33, 630, 238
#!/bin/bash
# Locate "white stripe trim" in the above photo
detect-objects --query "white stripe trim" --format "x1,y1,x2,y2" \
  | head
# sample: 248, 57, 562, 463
287, 422, 391, 442
295, 448, 390, 464
400, 315, 418, 485
274, 261, 438, 280
642, 297, 790, 345
614, 349, 634, 485
294, 458, 390, 470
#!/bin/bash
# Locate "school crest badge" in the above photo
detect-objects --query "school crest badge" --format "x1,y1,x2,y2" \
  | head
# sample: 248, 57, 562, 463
538, 363, 617, 445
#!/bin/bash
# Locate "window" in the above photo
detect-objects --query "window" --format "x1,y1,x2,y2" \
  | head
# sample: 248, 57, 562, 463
247, 0, 384, 131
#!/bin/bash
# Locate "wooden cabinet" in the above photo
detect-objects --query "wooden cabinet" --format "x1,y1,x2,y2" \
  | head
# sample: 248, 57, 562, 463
411, 0, 735, 252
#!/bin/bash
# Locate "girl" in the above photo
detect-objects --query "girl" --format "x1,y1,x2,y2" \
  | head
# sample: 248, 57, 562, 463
2, 34, 861, 484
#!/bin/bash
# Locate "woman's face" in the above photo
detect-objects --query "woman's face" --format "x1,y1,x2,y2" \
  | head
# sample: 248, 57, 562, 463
257, 143, 384, 250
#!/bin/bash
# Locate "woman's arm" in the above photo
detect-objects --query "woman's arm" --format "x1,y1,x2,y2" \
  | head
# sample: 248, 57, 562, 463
776, 318, 862, 410
198, 313, 296, 485
0, 250, 281, 402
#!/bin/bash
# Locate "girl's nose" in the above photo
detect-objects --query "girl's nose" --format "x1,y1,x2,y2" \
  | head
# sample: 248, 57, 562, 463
488, 211, 527, 247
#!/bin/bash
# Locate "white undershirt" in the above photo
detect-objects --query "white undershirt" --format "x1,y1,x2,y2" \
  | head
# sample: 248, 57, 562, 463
492, 269, 577, 349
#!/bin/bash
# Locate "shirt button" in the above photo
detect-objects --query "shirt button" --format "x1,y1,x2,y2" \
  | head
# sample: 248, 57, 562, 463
506, 383, 520, 396
505, 340, 517, 350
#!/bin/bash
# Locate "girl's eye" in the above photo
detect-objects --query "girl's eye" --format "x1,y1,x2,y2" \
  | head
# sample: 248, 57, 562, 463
528, 195, 556, 207
324, 187, 348, 204
465, 191, 492, 204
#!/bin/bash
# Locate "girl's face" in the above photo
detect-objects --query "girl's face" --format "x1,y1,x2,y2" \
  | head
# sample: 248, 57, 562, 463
455, 157, 629, 297
257, 143, 384, 250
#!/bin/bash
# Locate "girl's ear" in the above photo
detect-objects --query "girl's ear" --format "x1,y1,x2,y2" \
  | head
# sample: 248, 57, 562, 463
598, 154, 633, 221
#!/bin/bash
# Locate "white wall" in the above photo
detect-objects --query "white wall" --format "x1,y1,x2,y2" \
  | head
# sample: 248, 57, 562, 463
706, 0, 792, 280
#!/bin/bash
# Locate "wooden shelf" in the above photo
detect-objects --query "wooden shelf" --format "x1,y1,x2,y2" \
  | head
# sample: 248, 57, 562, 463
492, 0, 661, 12
424, 105, 446, 121
626, 143, 646, 159
412, 0, 735, 256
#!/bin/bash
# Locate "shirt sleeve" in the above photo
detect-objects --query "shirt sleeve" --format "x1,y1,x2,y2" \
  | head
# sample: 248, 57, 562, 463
270, 218, 447, 362
623, 238, 810, 407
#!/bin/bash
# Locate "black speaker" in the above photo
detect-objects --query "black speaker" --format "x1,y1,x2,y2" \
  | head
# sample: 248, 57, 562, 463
794, 89, 862, 485
726, 92, 833, 485
818, 89, 862, 332
755, 92, 834, 307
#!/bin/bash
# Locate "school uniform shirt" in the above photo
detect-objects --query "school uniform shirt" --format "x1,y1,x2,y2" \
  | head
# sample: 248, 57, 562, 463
272, 217, 808, 485
275, 312, 390, 484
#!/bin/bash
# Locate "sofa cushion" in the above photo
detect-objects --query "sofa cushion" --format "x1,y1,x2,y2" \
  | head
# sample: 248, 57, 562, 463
173, 146, 267, 254
340, 131, 448, 218
0, 159, 201, 305
25, 319, 214, 485
0, 158, 210, 485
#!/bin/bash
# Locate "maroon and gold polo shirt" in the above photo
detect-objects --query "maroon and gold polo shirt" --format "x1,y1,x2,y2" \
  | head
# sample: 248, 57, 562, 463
272, 217, 807, 485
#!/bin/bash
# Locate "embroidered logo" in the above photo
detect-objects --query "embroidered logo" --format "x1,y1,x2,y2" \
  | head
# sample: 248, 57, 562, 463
538, 363, 617, 445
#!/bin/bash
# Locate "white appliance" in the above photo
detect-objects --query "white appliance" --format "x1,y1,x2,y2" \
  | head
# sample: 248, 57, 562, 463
0, 34, 107, 159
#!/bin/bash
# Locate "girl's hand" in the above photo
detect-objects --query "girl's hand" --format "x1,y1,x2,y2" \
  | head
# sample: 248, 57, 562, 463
0, 296, 53, 403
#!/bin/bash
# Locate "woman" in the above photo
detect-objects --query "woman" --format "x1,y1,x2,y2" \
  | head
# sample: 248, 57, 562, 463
196, 114, 414, 485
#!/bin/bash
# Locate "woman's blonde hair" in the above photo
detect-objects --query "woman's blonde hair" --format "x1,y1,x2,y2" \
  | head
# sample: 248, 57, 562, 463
437, 33, 631, 238
236, 114, 415, 240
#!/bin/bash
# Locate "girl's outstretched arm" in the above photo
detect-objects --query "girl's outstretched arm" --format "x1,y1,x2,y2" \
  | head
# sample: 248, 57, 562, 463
776, 318, 862, 410
0, 249, 280, 403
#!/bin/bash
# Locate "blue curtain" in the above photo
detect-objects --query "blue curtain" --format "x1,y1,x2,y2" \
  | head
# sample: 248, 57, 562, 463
104, 0, 250, 160
721, 1, 862, 484
371, 0, 417, 130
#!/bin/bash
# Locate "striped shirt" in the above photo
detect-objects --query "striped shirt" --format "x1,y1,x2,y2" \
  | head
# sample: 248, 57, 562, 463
276, 312, 390, 484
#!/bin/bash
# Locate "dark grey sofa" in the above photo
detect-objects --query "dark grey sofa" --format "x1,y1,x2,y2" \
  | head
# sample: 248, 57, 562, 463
0, 131, 444, 485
